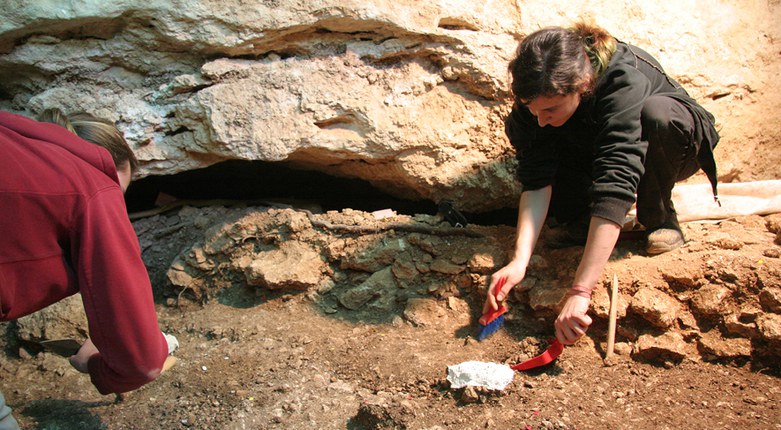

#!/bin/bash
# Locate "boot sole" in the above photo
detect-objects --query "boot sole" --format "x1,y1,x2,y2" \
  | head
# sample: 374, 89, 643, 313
646, 238, 684, 255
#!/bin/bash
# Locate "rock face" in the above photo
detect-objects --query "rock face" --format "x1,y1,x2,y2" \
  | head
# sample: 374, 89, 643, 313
2, 1, 781, 210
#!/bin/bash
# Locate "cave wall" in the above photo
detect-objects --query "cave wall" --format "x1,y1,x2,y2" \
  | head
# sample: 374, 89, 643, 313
1, 0, 779, 211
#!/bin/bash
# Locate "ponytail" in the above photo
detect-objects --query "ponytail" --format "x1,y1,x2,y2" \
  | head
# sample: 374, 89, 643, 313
570, 21, 616, 78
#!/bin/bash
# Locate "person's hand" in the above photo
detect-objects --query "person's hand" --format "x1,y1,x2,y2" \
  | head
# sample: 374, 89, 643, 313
482, 263, 526, 315
69, 338, 99, 373
554, 295, 593, 345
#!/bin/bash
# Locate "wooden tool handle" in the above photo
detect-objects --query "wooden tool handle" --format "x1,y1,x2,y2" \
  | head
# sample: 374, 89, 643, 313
606, 274, 618, 359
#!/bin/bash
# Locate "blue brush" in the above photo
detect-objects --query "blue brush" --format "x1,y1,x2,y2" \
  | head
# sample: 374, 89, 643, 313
476, 277, 507, 341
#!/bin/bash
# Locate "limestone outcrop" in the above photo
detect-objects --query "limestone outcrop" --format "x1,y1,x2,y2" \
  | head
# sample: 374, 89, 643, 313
1, 1, 780, 210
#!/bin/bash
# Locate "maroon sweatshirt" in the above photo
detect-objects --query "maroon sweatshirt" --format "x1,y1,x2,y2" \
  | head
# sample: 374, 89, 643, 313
0, 111, 168, 394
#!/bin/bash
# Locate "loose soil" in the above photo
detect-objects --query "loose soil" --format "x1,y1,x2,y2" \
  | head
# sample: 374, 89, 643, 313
2, 206, 780, 430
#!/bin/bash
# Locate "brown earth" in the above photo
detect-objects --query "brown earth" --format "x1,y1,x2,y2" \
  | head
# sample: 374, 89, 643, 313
2, 203, 781, 430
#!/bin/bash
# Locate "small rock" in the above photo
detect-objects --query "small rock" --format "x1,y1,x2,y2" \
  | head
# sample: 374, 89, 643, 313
403, 298, 446, 327
763, 247, 780, 258
764, 215, 781, 234
591, 283, 629, 319
614, 342, 633, 356
756, 314, 781, 342
338, 268, 395, 310
710, 236, 743, 250
603, 355, 619, 367
634, 332, 690, 363
631, 287, 680, 329
461, 386, 479, 403
759, 287, 781, 313
18, 348, 33, 360
16, 294, 88, 342
429, 258, 464, 275
690, 284, 731, 317
698, 330, 752, 358
391, 258, 419, 282
723, 313, 758, 338
527, 280, 570, 311
660, 265, 704, 287
243, 241, 327, 289
466, 253, 498, 273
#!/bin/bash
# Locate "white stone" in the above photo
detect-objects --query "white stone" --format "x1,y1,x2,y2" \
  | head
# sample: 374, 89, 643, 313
446, 361, 514, 391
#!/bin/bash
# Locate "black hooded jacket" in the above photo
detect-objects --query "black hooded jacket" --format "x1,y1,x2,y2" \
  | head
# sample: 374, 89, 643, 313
505, 41, 719, 225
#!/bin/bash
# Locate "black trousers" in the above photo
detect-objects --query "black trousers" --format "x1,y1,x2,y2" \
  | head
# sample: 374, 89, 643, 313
549, 95, 701, 231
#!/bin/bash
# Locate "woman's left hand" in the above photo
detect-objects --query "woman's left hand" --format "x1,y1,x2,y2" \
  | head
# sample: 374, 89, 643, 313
554, 295, 593, 345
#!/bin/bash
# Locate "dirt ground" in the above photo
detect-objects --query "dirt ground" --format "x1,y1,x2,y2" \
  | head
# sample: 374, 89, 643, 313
2, 202, 780, 429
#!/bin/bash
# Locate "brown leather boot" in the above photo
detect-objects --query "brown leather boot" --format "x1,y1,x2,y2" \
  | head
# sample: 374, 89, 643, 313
646, 228, 684, 254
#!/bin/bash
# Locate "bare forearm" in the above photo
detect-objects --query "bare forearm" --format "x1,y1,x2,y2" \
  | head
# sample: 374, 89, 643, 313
510, 186, 551, 267
573, 216, 621, 292
485, 186, 552, 309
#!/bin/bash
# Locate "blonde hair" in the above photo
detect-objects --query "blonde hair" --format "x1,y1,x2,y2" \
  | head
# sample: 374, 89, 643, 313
570, 21, 617, 78
38, 108, 139, 173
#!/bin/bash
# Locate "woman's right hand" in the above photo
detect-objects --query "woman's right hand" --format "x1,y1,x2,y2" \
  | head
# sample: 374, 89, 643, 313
69, 338, 99, 374
482, 262, 526, 314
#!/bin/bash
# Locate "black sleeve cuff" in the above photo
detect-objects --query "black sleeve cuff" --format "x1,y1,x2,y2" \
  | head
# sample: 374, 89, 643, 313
591, 196, 633, 226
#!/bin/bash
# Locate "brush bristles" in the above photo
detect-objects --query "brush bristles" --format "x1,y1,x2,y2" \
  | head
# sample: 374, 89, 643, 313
476, 314, 505, 341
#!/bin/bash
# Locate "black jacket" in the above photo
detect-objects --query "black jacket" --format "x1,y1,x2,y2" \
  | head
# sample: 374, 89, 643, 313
505, 42, 719, 225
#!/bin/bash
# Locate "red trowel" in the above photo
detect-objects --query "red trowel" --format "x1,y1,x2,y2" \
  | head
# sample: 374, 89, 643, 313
511, 338, 564, 371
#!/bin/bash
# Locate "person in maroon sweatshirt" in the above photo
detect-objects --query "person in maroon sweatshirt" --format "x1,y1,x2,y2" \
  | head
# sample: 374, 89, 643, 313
0, 109, 170, 429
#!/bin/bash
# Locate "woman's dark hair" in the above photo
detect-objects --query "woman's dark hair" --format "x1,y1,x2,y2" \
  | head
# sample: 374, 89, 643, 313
38, 108, 139, 173
508, 21, 616, 103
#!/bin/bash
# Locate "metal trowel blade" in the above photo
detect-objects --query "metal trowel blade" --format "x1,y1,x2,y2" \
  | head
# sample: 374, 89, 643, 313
38, 338, 82, 357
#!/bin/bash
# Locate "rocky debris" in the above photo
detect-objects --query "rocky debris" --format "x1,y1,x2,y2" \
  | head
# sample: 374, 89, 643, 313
765, 214, 781, 234
630, 287, 681, 329
403, 298, 447, 327
756, 314, 781, 342
697, 330, 752, 360
634, 332, 692, 364
15, 294, 87, 344
146, 208, 781, 367
526, 279, 570, 312
9, 206, 781, 370
705, 233, 744, 251
243, 241, 328, 290
660, 263, 706, 288
338, 236, 410, 273
165, 207, 502, 310
353, 396, 415, 430
689, 284, 732, 318
590, 282, 629, 320
759, 287, 781, 313
723, 312, 759, 339
338, 267, 396, 311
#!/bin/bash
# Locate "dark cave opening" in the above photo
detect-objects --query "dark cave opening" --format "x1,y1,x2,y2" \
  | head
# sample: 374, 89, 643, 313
124, 160, 517, 226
